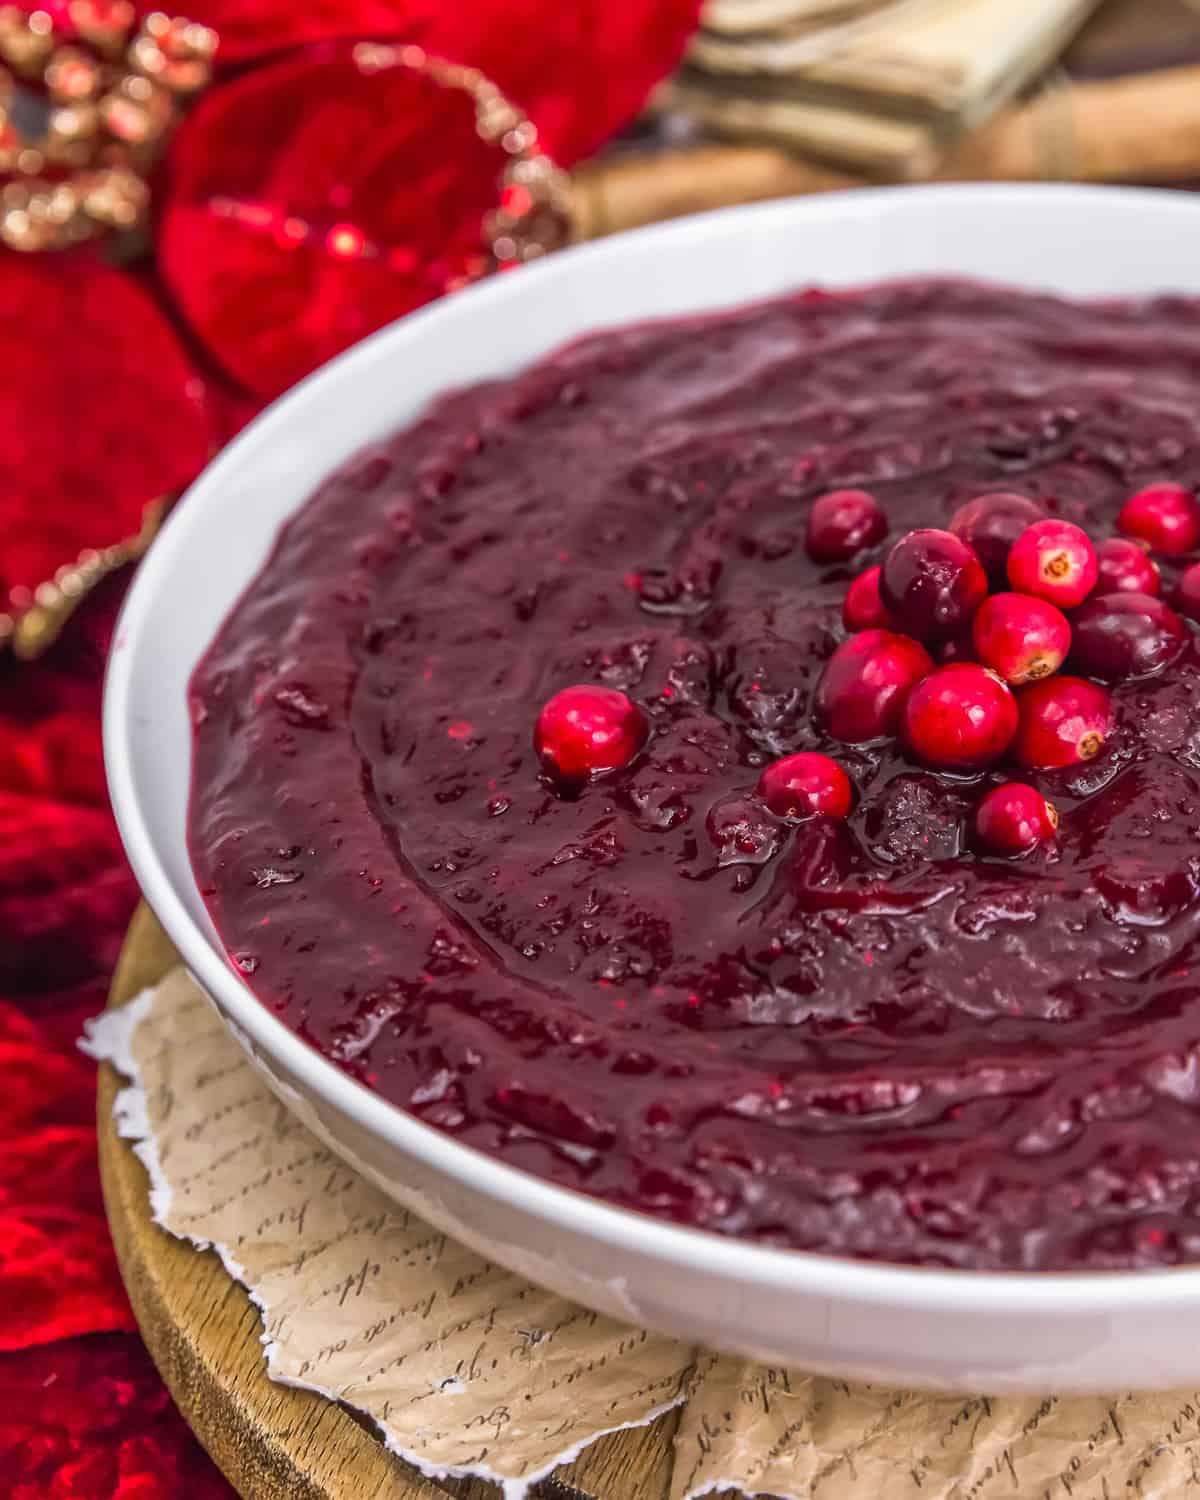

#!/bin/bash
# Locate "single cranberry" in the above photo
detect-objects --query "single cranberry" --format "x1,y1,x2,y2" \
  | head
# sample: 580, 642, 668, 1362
971, 592, 1071, 685
975, 782, 1059, 855
815, 629, 934, 743
1117, 482, 1200, 555
901, 664, 1018, 770
949, 492, 1045, 587
1013, 676, 1113, 769
1006, 519, 1098, 608
758, 752, 853, 820
806, 488, 888, 563
842, 564, 895, 632
1173, 561, 1200, 622
1069, 592, 1185, 681
1095, 536, 1160, 597
534, 685, 648, 783
880, 528, 988, 642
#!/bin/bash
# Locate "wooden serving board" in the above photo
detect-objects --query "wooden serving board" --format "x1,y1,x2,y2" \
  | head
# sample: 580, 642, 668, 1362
97, 904, 682, 1500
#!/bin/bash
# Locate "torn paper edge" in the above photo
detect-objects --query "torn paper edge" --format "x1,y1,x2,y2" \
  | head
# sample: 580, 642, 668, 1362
375, 1387, 688, 1500
81, 990, 177, 1230
683, 1477, 805, 1500
83, 987, 689, 1500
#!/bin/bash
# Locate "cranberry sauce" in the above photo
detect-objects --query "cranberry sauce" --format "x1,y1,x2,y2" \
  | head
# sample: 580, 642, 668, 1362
189, 280, 1200, 1270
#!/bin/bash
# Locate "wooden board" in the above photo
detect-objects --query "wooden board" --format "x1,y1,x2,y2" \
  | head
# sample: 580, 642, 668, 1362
97, 904, 681, 1500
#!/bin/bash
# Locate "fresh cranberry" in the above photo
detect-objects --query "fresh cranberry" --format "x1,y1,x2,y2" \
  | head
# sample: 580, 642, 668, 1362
534, 685, 648, 783
842, 564, 895, 631
1069, 592, 1185, 681
901, 664, 1017, 770
1006, 519, 1098, 608
971, 592, 1071, 685
1117, 482, 1200, 555
1173, 561, 1200, 622
880, 528, 988, 642
806, 488, 888, 563
1095, 536, 1160, 597
758, 752, 853, 820
815, 629, 934, 743
949, 492, 1044, 587
1013, 676, 1113, 769
975, 782, 1059, 855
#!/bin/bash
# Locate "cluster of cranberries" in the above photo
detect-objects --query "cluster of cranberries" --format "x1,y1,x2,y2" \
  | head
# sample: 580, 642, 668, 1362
531, 480, 1200, 860
817, 481, 1200, 851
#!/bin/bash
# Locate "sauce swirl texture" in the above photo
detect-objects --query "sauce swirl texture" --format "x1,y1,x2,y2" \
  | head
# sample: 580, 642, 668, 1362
190, 280, 1200, 1269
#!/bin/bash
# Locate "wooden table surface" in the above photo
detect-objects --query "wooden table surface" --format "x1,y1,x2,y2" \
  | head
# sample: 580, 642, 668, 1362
96, 904, 686, 1500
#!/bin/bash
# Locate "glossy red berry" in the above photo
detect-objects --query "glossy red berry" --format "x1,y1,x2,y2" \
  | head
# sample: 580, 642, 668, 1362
971, 592, 1071, 686
534, 685, 648, 783
975, 782, 1059, 855
757, 752, 853, 820
901, 664, 1017, 770
1013, 677, 1113, 769
1006, 519, 1098, 608
1095, 536, 1160, 597
806, 488, 887, 563
842, 564, 895, 631
1069, 592, 1185, 681
880, 528, 988, 642
1173, 561, 1200, 623
949, 492, 1045, 587
816, 629, 934, 744
1117, 482, 1200, 556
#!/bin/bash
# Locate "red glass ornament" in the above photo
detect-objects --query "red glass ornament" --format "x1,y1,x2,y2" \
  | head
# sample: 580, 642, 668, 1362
180, 0, 703, 162
159, 55, 505, 397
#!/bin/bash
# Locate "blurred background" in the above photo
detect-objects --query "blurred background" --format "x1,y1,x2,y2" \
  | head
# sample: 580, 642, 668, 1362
581, 0, 1200, 236
2, 0, 1198, 1494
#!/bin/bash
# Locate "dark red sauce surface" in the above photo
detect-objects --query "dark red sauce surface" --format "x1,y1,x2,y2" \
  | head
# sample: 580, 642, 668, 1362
189, 280, 1200, 1270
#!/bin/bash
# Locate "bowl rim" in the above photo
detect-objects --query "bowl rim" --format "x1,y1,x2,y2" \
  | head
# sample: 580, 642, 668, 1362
105, 180, 1200, 1314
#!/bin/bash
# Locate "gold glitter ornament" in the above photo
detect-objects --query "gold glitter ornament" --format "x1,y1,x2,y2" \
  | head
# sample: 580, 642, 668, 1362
69, 0, 135, 56
0, 7, 55, 78
130, 11, 216, 94
45, 44, 103, 101
0, 5, 211, 250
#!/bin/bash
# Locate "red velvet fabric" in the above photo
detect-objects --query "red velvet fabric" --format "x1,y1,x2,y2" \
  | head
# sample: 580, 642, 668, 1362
1, 1337, 235, 1498
0, 255, 213, 600
1, 2, 701, 1489
0, 581, 235, 1495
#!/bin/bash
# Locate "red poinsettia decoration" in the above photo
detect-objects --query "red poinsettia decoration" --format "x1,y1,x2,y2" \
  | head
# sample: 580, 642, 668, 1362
0, 256, 213, 610
158, 50, 507, 397
1, 0, 701, 632
0, 1, 701, 1494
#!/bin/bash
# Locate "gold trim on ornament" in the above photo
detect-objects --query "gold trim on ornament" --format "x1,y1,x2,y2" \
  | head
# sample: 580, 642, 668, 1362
4, 497, 168, 660
349, 43, 575, 273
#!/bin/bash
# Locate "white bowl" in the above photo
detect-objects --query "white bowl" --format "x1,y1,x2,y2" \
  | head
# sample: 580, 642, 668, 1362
106, 184, 1200, 1393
